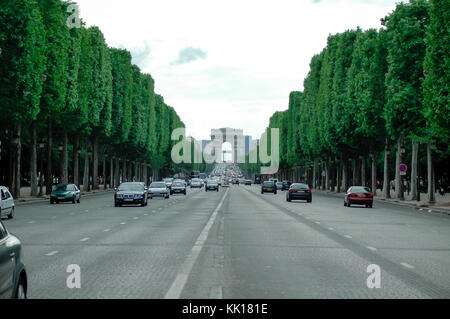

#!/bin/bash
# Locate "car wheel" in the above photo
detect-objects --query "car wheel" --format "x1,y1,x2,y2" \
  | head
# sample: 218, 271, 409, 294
216, 189, 219, 192
77, 198, 80, 203
369, 203, 373, 208
7, 207, 14, 219
344, 201, 347, 206
150, 196, 153, 200
261, 191, 264, 194
15, 278, 26, 299
72, 198, 76, 204
307, 199, 312, 203
347, 202, 351, 207
184, 191, 186, 195
50, 199, 54, 204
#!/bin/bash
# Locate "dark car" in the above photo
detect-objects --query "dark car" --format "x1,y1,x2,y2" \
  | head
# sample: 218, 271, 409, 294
261, 181, 277, 194
205, 180, 219, 192
0, 221, 27, 299
148, 182, 170, 199
286, 183, 312, 202
244, 180, 252, 186
282, 181, 290, 190
344, 186, 373, 208
114, 182, 148, 207
170, 181, 187, 195
50, 183, 81, 204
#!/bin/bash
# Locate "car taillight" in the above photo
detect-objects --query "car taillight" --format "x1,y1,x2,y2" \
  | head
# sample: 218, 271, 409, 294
349, 193, 357, 197
367, 193, 373, 198
307, 189, 311, 193
289, 189, 295, 192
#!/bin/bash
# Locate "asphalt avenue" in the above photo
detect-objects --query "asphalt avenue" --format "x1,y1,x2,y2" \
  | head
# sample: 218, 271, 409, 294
2, 185, 450, 298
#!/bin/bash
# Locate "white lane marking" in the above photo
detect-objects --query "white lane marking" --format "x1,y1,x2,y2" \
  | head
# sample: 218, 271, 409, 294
344, 235, 352, 239
85, 210, 89, 213
45, 251, 59, 256
103, 229, 110, 232
367, 246, 377, 251
165, 188, 229, 299
51, 216, 57, 219
158, 208, 163, 210
328, 227, 334, 231
133, 217, 139, 220
80, 237, 90, 242
120, 222, 126, 225
69, 213, 75, 215
28, 221, 36, 224
209, 285, 223, 299
152, 210, 156, 213
401, 262, 415, 269
315, 221, 321, 225
144, 213, 149, 216
428, 210, 432, 213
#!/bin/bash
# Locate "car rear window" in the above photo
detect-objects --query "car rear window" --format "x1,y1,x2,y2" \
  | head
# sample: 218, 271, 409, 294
351, 186, 371, 193
55, 184, 68, 191
292, 184, 309, 190
151, 183, 166, 188
264, 181, 274, 186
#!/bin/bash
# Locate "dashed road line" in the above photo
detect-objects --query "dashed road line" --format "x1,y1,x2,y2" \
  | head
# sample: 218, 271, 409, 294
328, 227, 334, 231
45, 251, 59, 256
344, 235, 353, 239
367, 246, 377, 251
28, 221, 36, 224
103, 229, 110, 232
80, 237, 90, 242
401, 262, 415, 269
120, 222, 126, 225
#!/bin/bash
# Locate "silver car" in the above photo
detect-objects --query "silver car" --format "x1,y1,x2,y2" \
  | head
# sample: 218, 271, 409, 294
148, 182, 170, 199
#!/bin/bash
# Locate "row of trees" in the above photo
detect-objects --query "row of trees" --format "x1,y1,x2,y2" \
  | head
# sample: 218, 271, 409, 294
244, 0, 448, 202
0, 0, 185, 197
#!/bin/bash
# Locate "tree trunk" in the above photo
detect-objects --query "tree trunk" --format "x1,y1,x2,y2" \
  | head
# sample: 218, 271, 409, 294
143, 163, 148, 185
395, 136, 404, 200
382, 138, 391, 199
313, 160, 317, 189
82, 139, 90, 192
73, 135, 79, 188
110, 156, 114, 189
325, 157, 330, 191
114, 157, 120, 187
427, 143, 435, 203
342, 157, 349, 191
336, 155, 341, 193
123, 160, 127, 183
411, 140, 419, 200
371, 153, 377, 195
30, 122, 38, 197
361, 155, 366, 187
93, 135, 99, 190
45, 119, 53, 195
352, 158, 356, 186
12, 122, 22, 198
103, 155, 107, 190
61, 129, 68, 184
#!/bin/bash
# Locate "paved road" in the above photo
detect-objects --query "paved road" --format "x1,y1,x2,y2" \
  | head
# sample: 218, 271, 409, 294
2, 184, 450, 298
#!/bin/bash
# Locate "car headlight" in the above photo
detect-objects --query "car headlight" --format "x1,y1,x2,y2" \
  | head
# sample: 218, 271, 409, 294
134, 194, 143, 199
116, 194, 123, 198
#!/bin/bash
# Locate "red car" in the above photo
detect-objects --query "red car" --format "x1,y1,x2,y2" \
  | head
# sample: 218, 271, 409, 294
344, 186, 373, 208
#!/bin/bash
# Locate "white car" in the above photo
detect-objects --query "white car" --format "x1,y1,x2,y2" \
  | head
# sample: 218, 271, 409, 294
0, 186, 15, 219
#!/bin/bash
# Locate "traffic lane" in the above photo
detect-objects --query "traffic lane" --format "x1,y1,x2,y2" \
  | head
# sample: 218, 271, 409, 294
182, 185, 427, 298
245, 185, 450, 297
2, 189, 195, 247
24, 187, 224, 298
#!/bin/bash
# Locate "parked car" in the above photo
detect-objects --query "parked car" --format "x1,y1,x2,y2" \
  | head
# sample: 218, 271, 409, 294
50, 184, 81, 204
344, 186, 373, 208
205, 180, 219, 192
114, 182, 148, 207
0, 186, 14, 219
148, 182, 170, 199
261, 181, 277, 194
286, 183, 312, 203
190, 178, 203, 188
0, 220, 27, 298
170, 181, 187, 195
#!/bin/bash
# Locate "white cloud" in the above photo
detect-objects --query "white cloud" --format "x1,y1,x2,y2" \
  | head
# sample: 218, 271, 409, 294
74, 0, 399, 140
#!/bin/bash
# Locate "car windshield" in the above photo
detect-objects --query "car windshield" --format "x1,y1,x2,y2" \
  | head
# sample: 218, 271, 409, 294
118, 184, 144, 191
264, 182, 274, 186
192, 179, 200, 182
54, 184, 68, 191
351, 186, 371, 193
292, 184, 309, 190
163, 178, 173, 182
172, 182, 184, 187
151, 183, 167, 188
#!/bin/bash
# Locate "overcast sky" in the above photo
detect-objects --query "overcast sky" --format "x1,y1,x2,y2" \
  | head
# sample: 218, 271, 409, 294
74, 0, 399, 141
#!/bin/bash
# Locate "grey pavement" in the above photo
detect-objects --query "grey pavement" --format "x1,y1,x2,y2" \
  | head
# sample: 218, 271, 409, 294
2, 184, 450, 298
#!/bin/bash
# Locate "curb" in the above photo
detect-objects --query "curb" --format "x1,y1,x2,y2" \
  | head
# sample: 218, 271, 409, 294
314, 190, 450, 217
14, 189, 114, 206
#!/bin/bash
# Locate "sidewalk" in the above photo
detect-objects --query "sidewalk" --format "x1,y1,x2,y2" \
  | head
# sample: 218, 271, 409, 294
14, 185, 113, 206
314, 188, 450, 216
